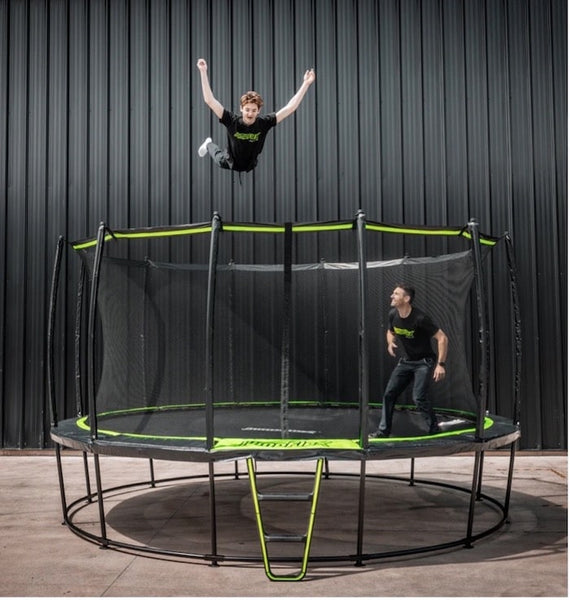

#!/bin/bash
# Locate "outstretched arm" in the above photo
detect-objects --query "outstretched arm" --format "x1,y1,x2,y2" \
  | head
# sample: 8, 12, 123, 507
196, 58, 224, 120
275, 69, 316, 124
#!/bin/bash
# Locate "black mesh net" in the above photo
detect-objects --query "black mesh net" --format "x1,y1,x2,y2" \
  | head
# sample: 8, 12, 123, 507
76, 224, 478, 441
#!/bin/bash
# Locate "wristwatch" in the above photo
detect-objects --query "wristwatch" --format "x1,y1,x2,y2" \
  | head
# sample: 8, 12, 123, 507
438, 361, 446, 367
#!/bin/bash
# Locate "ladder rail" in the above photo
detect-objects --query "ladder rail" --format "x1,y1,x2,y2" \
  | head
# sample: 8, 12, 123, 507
247, 457, 325, 582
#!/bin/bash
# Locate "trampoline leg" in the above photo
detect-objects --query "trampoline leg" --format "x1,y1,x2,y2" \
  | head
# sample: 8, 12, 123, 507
54, 443, 68, 525
409, 458, 415, 486
82, 451, 92, 502
504, 441, 517, 523
464, 450, 483, 548
93, 453, 108, 547
355, 458, 367, 566
149, 458, 156, 488
476, 451, 485, 500
208, 461, 219, 566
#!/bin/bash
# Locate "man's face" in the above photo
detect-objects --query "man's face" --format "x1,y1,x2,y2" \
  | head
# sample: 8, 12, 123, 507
240, 102, 260, 125
390, 287, 409, 307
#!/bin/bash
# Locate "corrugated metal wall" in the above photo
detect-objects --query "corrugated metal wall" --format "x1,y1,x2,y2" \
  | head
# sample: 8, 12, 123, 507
0, 0, 566, 449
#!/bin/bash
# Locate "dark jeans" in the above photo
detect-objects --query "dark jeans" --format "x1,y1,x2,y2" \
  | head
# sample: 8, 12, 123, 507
379, 358, 439, 435
207, 141, 233, 170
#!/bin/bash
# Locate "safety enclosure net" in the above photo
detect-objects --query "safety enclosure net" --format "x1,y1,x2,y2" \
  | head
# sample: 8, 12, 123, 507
73, 217, 496, 445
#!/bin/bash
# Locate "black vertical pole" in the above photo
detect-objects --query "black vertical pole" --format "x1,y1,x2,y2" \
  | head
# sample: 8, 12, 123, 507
204, 213, 222, 565
468, 219, 488, 439
356, 210, 370, 443
355, 210, 370, 566
205, 212, 221, 450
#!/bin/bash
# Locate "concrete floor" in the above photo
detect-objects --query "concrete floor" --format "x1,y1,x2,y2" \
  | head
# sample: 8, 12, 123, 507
0, 451, 566, 597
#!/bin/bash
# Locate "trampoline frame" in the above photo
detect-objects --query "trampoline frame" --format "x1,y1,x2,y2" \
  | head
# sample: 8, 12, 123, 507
48, 212, 522, 578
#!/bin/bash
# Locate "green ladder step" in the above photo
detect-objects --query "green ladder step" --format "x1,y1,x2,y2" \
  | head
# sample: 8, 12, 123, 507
247, 457, 325, 582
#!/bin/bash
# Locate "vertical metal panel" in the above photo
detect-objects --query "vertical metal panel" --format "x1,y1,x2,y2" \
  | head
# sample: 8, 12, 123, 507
528, 0, 565, 447
0, 0, 566, 449
4, 0, 29, 447
0, 0, 9, 446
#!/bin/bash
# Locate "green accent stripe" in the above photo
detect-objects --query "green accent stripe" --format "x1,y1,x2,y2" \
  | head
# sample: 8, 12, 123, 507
292, 222, 354, 233
71, 220, 498, 249
75, 410, 492, 446
72, 225, 213, 250
223, 224, 286, 234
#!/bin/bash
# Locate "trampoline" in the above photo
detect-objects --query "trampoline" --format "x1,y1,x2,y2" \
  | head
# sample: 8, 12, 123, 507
48, 212, 521, 581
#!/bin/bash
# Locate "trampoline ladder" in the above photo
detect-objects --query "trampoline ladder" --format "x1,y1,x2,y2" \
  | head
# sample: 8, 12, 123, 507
246, 457, 324, 582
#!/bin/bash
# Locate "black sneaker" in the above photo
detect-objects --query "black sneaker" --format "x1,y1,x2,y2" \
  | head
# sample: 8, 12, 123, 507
428, 425, 441, 435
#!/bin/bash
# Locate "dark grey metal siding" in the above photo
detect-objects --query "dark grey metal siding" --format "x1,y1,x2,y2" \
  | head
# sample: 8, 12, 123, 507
0, 0, 566, 449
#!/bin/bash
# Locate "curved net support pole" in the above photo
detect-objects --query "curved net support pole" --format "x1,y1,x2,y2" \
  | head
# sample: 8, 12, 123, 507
356, 210, 370, 445
47, 236, 72, 524
87, 222, 108, 440
468, 219, 489, 439
204, 213, 222, 564
47, 236, 65, 429
205, 213, 222, 450
355, 210, 370, 567
84, 222, 111, 546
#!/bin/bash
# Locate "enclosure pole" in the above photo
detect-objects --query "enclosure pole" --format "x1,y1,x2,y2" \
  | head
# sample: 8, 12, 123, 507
355, 210, 370, 566
47, 236, 65, 428
87, 223, 108, 440
468, 219, 488, 439
356, 210, 370, 445
205, 213, 222, 450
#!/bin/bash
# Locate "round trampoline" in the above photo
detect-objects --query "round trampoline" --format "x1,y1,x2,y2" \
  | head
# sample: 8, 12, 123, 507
48, 213, 521, 581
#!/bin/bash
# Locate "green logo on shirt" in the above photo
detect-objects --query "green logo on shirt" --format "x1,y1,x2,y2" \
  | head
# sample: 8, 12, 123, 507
234, 132, 261, 142
394, 326, 415, 339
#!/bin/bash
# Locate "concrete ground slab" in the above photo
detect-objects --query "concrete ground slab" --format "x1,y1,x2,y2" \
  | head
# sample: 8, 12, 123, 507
0, 452, 566, 597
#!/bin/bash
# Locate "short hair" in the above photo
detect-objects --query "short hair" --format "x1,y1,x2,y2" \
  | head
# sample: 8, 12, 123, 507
240, 91, 264, 109
395, 283, 415, 304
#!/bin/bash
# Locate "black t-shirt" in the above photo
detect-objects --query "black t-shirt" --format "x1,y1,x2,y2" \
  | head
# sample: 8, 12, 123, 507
220, 109, 277, 172
388, 307, 439, 361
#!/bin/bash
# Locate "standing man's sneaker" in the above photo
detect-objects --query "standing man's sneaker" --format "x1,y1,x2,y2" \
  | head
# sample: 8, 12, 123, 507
369, 430, 390, 439
198, 137, 212, 157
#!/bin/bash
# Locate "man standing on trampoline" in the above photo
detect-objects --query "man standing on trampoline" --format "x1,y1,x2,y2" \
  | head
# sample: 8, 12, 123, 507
196, 58, 315, 173
371, 284, 448, 438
